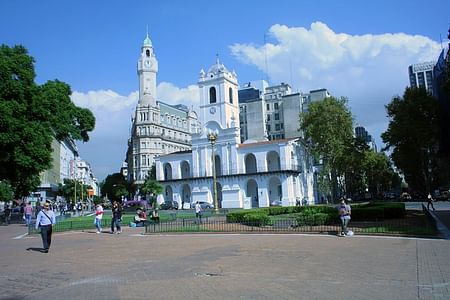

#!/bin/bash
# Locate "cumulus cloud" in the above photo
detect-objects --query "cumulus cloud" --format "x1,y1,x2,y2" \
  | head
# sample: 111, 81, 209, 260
157, 82, 200, 109
230, 21, 442, 146
70, 82, 199, 180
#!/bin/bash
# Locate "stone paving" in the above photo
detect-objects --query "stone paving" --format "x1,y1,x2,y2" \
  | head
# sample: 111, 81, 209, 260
0, 222, 449, 300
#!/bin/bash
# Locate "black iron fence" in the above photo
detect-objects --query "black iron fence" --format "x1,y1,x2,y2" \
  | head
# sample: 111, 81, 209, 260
144, 217, 437, 236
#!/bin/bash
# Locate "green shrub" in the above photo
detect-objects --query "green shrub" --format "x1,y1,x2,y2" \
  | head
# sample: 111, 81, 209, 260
243, 213, 270, 227
296, 212, 330, 226
352, 202, 405, 221
351, 207, 384, 221
226, 211, 250, 223
267, 206, 293, 215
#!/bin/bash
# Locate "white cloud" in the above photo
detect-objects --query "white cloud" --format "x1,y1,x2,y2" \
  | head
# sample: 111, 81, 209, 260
230, 22, 442, 148
70, 82, 199, 180
157, 82, 200, 110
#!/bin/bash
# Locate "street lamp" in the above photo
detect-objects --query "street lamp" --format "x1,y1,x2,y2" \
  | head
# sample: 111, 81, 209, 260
207, 131, 219, 213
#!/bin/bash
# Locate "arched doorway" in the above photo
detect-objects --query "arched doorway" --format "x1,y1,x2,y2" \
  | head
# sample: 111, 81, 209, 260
246, 179, 259, 208
181, 184, 191, 209
164, 186, 173, 203
180, 161, 190, 179
267, 151, 280, 171
268, 177, 282, 203
163, 163, 172, 180
245, 154, 257, 173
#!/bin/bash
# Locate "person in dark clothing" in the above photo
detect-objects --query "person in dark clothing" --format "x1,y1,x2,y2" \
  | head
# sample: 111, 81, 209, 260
4, 205, 12, 225
111, 201, 123, 234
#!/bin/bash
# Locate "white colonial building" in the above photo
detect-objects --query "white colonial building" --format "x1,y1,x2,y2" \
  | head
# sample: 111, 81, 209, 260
155, 59, 316, 209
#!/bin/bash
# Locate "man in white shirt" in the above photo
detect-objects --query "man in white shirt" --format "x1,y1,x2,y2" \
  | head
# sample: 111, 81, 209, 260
195, 202, 203, 224
35, 202, 56, 253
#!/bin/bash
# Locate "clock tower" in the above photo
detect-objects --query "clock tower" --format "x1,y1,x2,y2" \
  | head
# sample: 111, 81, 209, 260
137, 33, 158, 107
198, 58, 240, 130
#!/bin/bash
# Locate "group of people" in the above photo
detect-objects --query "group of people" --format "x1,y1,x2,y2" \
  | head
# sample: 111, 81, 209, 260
93, 201, 123, 234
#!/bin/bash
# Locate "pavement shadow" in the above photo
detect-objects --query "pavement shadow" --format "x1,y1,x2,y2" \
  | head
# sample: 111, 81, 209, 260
26, 247, 46, 253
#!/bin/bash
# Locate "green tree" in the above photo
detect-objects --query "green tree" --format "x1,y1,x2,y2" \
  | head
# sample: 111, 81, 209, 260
0, 181, 13, 201
382, 87, 440, 192
363, 151, 400, 198
0, 45, 95, 197
140, 177, 163, 207
101, 173, 129, 202
300, 96, 354, 201
58, 178, 91, 205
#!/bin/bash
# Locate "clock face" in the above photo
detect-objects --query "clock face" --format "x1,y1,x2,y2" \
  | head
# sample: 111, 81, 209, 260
210, 107, 216, 114
145, 60, 152, 67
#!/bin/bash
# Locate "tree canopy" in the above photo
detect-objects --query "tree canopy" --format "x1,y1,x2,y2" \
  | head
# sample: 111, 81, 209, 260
300, 96, 354, 200
382, 87, 440, 192
301, 96, 400, 201
0, 45, 95, 197
100, 173, 129, 202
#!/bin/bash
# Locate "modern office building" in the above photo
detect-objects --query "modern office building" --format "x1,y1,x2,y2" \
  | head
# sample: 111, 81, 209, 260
408, 61, 436, 95
355, 125, 377, 151
32, 137, 99, 201
125, 34, 200, 185
238, 82, 331, 143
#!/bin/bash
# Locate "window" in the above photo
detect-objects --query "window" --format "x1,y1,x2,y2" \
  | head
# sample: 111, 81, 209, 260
266, 103, 270, 110
280, 123, 284, 129
146, 49, 150, 57
275, 124, 280, 131
274, 103, 279, 110
209, 87, 217, 103
274, 113, 279, 120
229, 87, 233, 104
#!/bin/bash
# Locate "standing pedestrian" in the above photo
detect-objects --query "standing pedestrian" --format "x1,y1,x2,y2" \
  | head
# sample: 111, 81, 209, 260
35, 202, 56, 253
24, 202, 33, 226
338, 199, 352, 236
94, 203, 104, 233
110, 201, 122, 234
427, 193, 436, 211
4, 205, 12, 225
195, 202, 203, 224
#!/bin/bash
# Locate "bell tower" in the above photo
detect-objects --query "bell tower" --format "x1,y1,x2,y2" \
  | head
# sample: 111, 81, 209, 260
198, 58, 240, 129
137, 33, 158, 106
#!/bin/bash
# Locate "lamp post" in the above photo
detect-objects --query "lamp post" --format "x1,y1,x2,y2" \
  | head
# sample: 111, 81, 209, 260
207, 131, 219, 213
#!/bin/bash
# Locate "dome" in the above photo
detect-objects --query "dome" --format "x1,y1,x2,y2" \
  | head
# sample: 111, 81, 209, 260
207, 62, 229, 75
143, 34, 152, 47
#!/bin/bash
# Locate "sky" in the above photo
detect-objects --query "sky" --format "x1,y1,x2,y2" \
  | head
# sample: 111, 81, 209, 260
1, 0, 449, 181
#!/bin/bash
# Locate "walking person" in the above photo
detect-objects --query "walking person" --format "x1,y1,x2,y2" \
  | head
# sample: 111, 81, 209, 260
35, 202, 56, 253
338, 199, 352, 236
3, 205, 11, 225
24, 202, 33, 226
195, 201, 203, 224
110, 201, 122, 234
94, 203, 104, 234
427, 193, 436, 211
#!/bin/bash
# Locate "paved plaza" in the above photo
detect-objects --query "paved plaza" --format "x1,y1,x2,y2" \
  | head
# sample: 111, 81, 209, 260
0, 218, 449, 300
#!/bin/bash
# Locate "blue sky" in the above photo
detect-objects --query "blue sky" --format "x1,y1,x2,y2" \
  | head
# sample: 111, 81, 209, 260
2, 0, 449, 181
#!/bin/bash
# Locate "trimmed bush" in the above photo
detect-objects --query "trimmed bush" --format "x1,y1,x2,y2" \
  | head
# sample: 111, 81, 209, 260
352, 202, 405, 221
243, 213, 270, 227
296, 212, 331, 226
351, 206, 384, 221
